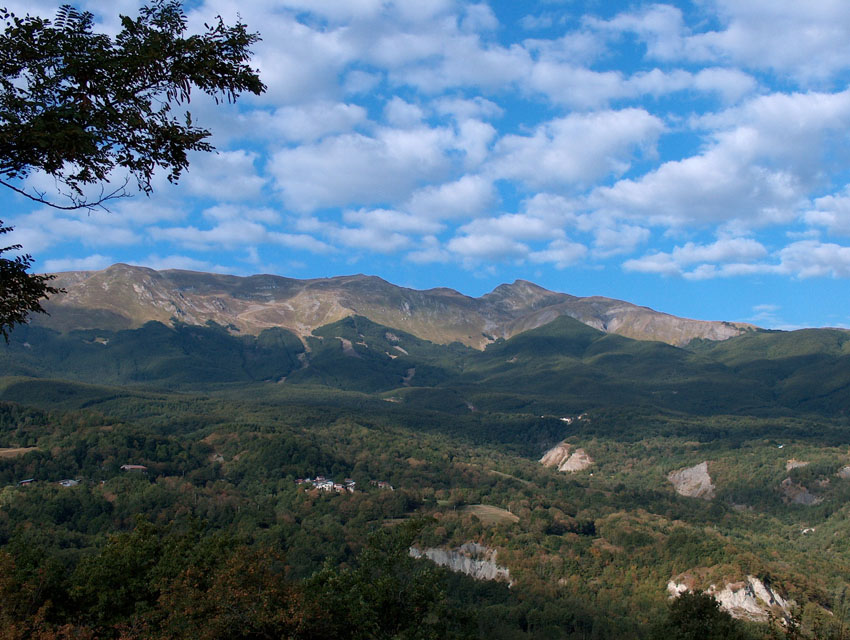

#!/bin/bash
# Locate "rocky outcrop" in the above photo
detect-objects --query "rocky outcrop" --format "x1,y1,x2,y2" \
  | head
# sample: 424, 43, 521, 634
837, 465, 850, 479
667, 575, 792, 623
668, 461, 715, 499
410, 543, 512, 584
540, 442, 593, 473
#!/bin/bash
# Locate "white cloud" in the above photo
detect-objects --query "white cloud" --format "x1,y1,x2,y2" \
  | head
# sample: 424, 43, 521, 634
405, 175, 496, 219
461, 3, 498, 33
138, 254, 234, 273
150, 221, 331, 254
588, 1, 850, 83
434, 96, 503, 121
623, 237, 768, 277
776, 240, 850, 278
685, 0, 850, 82
250, 103, 368, 143
447, 233, 529, 261
343, 208, 443, 234
585, 3, 687, 60
183, 150, 267, 202
458, 213, 561, 242
595, 90, 850, 228
43, 254, 113, 273
530, 239, 588, 269
383, 97, 426, 128
328, 225, 411, 253
202, 205, 282, 225
592, 224, 650, 257
406, 235, 450, 264
269, 126, 456, 211
804, 188, 850, 235
527, 62, 756, 108
489, 109, 664, 189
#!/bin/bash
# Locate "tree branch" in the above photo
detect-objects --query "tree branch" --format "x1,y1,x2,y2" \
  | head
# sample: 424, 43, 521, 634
0, 175, 132, 211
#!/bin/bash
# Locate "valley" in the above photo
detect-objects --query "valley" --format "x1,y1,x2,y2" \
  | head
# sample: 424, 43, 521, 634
1, 267, 849, 638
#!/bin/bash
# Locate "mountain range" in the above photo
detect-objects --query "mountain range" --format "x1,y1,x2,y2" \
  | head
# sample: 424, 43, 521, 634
39, 263, 751, 348
4, 263, 848, 421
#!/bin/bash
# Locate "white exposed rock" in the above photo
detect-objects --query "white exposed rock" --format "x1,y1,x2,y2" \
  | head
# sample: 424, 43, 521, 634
786, 459, 809, 471
667, 575, 792, 623
539, 442, 593, 473
837, 465, 850, 479
540, 442, 571, 467
559, 448, 593, 472
668, 461, 714, 500
410, 543, 512, 584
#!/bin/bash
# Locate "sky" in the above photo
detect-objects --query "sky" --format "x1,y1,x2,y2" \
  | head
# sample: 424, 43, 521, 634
5, 0, 850, 330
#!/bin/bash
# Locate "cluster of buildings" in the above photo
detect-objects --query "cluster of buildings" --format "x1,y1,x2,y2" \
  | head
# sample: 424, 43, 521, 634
295, 477, 396, 493
296, 476, 357, 493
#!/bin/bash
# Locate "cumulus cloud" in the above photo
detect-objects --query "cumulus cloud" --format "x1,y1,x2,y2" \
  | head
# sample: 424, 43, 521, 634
594, 89, 850, 228
250, 102, 368, 143
269, 126, 456, 211
43, 254, 113, 273
406, 235, 451, 264
458, 213, 561, 242
149, 221, 331, 254
530, 239, 588, 269
434, 96, 503, 121
447, 233, 530, 262
489, 109, 664, 189
804, 188, 850, 235
591, 0, 850, 84
623, 237, 768, 278
405, 175, 496, 219
777, 240, 850, 278
183, 151, 268, 202
383, 97, 426, 128
342, 208, 443, 235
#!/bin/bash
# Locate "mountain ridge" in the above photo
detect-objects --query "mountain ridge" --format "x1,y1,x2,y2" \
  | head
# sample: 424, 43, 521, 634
37, 263, 755, 348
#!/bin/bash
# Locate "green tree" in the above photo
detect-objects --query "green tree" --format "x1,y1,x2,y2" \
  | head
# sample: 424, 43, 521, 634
652, 591, 756, 640
0, 1, 265, 209
0, 222, 59, 341
0, 1, 265, 337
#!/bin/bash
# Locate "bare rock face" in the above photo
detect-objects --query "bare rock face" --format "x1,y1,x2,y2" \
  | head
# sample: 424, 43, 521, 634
668, 461, 715, 500
837, 465, 850, 479
410, 543, 512, 584
667, 575, 792, 623
540, 442, 594, 473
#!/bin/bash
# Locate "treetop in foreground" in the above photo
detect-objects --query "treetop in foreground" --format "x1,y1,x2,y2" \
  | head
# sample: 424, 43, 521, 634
0, 1, 266, 210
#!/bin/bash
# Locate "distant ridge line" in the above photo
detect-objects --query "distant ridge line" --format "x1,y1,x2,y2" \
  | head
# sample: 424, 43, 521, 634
37, 263, 757, 348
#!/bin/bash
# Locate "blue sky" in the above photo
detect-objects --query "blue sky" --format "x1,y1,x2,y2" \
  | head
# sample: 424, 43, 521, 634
6, 0, 850, 329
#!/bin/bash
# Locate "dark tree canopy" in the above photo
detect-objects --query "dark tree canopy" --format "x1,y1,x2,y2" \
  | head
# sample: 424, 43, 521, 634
0, 222, 59, 341
0, 1, 265, 338
0, 1, 265, 210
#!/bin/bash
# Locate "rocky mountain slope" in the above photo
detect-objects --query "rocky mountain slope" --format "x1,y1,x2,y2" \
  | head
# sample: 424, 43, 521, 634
38, 263, 753, 348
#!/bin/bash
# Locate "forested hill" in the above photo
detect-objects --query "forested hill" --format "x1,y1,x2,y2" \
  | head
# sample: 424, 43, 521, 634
6, 311, 850, 419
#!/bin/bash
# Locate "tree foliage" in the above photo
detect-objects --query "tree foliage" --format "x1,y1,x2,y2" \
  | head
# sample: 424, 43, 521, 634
0, 1, 264, 339
0, 222, 58, 341
0, 1, 265, 209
